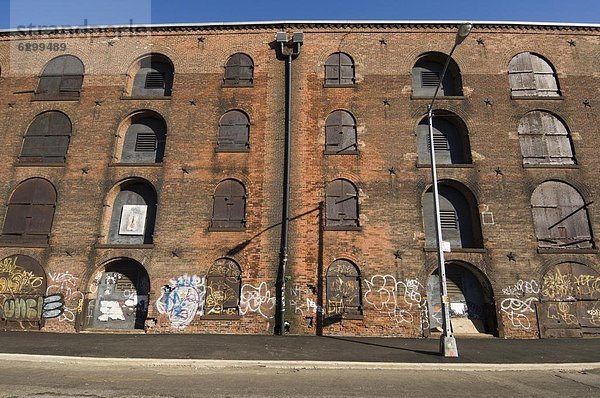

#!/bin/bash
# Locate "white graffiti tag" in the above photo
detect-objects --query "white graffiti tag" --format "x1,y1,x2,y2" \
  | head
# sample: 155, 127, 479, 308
156, 274, 206, 329
45, 271, 84, 323
500, 297, 538, 330
239, 282, 276, 319
364, 275, 425, 324
502, 280, 540, 296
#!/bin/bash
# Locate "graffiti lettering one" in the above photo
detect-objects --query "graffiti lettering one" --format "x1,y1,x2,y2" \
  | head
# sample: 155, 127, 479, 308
239, 282, 276, 319
363, 275, 426, 325
156, 274, 206, 329
500, 297, 537, 330
502, 280, 540, 296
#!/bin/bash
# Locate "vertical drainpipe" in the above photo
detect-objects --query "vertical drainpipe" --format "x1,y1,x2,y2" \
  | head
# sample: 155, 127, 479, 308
275, 31, 303, 336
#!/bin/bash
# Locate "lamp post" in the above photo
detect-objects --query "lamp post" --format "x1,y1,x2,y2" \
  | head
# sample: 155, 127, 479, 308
427, 22, 472, 357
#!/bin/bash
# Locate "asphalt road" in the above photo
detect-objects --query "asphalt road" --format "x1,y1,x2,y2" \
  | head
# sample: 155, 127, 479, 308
1, 358, 600, 398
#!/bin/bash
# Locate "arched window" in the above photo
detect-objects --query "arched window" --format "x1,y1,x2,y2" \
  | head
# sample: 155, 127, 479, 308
531, 181, 593, 249
223, 53, 254, 86
325, 52, 355, 86
205, 258, 242, 316
0, 178, 56, 245
106, 181, 157, 245
217, 110, 250, 151
211, 179, 246, 230
120, 114, 167, 163
326, 259, 362, 317
325, 179, 359, 229
518, 111, 575, 166
325, 110, 357, 154
423, 182, 483, 249
128, 54, 174, 97
508, 52, 560, 97
412, 52, 463, 96
19, 111, 72, 164
35, 55, 84, 100
416, 112, 472, 165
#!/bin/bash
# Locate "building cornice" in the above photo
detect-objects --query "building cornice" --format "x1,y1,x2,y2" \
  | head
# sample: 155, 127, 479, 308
0, 20, 599, 37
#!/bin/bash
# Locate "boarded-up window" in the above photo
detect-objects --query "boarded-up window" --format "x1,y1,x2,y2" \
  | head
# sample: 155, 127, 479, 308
412, 53, 463, 96
205, 258, 242, 316
131, 55, 174, 97
325, 53, 355, 86
211, 180, 246, 230
217, 110, 250, 151
35, 55, 84, 100
327, 259, 362, 317
0, 178, 56, 245
326, 179, 359, 228
518, 111, 575, 166
416, 114, 471, 165
531, 181, 593, 249
107, 182, 156, 245
325, 110, 357, 154
19, 111, 72, 164
508, 52, 560, 97
121, 116, 167, 163
223, 53, 254, 86
423, 183, 483, 249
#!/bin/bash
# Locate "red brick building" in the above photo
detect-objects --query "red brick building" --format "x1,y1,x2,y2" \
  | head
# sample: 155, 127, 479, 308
0, 21, 599, 339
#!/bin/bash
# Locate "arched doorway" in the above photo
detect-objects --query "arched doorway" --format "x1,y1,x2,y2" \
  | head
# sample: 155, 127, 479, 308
427, 261, 497, 336
538, 262, 600, 338
86, 259, 150, 330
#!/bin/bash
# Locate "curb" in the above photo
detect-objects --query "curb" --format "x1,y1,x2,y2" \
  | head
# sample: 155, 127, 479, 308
2, 354, 600, 372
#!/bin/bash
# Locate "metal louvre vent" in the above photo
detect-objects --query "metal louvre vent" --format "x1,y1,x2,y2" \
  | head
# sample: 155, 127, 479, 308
422, 71, 440, 87
135, 132, 157, 152
145, 72, 165, 89
440, 210, 458, 229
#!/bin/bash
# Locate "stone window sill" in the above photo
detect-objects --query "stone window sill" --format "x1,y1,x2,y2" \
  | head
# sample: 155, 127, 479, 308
523, 163, 579, 169
200, 315, 241, 320
424, 247, 486, 253
323, 226, 362, 231
109, 163, 163, 167
95, 244, 154, 249
537, 248, 597, 254
120, 96, 172, 100
416, 163, 475, 169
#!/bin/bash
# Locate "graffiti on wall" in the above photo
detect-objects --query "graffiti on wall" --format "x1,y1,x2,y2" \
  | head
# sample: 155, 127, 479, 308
289, 285, 322, 317
239, 282, 276, 319
156, 274, 206, 329
500, 279, 539, 330
364, 275, 426, 325
542, 268, 600, 301
45, 271, 83, 322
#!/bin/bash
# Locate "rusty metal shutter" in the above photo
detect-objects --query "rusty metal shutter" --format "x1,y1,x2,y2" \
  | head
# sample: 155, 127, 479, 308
325, 110, 357, 153
326, 179, 359, 228
135, 131, 157, 152
531, 181, 593, 249
35, 55, 84, 99
224, 53, 254, 86
218, 110, 250, 150
325, 52, 355, 86
211, 180, 246, 229
0, 178, 56, 244
327, 260, 362, 315
144, 72, 165, 89
131, 57, 174, 97
121, 117, 166, 163
205, 259, 241, 315
19, 111, 72, 164
421, 70, 440, 87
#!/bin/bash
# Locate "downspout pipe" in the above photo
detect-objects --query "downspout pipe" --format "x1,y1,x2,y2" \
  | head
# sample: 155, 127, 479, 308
275, 32, 303, 336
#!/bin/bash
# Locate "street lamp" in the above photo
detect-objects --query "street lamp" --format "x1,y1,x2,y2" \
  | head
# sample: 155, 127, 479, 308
427, 22, 472, 357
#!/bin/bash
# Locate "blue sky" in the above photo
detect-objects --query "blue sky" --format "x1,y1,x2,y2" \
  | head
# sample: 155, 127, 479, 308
1, 0, 598, 29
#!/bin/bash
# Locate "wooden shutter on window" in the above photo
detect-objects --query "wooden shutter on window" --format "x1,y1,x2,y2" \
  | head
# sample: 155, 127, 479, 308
325, 110, 357, 153
326, 179, 358, 228
218, 111, 250, 150
531, 181, 593, 249
121, 117, 166, 163
509, 52, 559, 97
211, 180, 246, 230
20, 111, 72, 164
131, 57, 174, 97
224, 53, 254, 86
518, 111, 575, 165
0, 178, 56, 245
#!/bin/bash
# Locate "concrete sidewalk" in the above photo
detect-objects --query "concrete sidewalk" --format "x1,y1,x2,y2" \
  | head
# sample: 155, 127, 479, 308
1, 331, 599, 364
